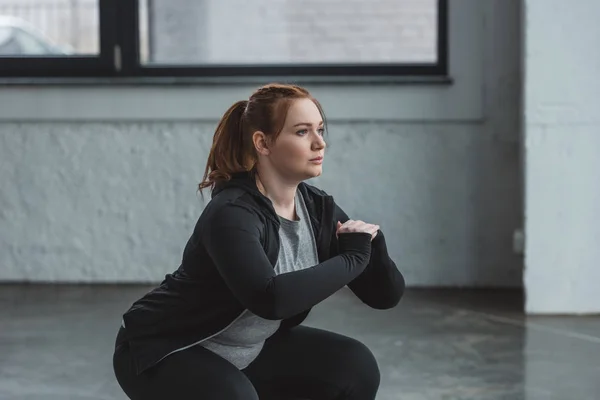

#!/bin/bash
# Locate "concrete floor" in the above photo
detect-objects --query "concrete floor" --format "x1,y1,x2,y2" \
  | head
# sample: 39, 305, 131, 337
1, 285, 599, 400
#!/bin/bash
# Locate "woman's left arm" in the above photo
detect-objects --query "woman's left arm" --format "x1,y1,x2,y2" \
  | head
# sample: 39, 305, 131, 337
334, 204, 406, 309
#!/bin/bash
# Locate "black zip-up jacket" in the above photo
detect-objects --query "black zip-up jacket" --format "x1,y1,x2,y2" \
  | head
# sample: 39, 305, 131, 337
118, 172, 405, 375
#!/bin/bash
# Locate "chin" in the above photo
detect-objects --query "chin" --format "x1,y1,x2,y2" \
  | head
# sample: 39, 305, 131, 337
305, 167, 323, 179
288, 166, 322, 181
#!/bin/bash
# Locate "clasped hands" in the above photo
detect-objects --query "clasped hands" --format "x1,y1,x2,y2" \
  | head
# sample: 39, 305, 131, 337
336, 220, 379, 241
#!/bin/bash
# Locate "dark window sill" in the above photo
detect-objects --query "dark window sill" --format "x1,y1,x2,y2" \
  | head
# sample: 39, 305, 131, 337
0, 75, 453, 87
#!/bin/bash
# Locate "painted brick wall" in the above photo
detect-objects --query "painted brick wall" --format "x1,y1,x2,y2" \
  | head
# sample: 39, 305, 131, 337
0, 0, 523, 286
524, 0, 600, 313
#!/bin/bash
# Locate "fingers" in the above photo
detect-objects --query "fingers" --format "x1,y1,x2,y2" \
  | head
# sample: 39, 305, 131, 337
337, 220, 380, 237
338, 220, 368, 231
338, 220, 362, 233
340, 220, 360, 231
368, 225, 380, 240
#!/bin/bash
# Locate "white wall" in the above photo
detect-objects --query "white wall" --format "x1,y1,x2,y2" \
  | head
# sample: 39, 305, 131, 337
0, 0, 523, 286
523, 0, 600, 313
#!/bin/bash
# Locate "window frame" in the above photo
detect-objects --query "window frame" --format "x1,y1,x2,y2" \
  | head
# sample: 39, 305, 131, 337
0, 0, 118, 77
0, 0, 449, 79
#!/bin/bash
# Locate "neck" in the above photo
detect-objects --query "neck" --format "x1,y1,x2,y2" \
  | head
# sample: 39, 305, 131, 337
255, 166, 299, 219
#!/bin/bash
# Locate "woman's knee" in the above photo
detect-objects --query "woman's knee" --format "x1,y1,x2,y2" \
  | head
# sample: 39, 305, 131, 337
113, 343, 259, 400
342, 338, 381, 396
209, 377, 259, 400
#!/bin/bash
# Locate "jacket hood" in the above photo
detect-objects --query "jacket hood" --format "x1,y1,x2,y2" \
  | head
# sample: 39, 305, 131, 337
212, 171, 262, 199
211, 171, 278, 217
211, 171, 329, 218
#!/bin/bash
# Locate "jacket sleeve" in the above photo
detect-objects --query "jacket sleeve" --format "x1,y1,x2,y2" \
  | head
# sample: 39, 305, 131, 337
334, 203, 405, 309
202, 202, 373, 320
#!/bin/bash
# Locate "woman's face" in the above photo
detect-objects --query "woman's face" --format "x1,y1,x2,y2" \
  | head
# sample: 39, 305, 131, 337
266, 98, 327, 181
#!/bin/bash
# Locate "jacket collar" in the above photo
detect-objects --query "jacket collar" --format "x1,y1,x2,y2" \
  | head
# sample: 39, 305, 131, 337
211, 171, 328, 221
212, 171, 262, 199
212, 171, 326, 200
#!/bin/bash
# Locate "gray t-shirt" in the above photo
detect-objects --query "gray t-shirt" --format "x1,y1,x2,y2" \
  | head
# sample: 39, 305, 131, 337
198, 189, 319, 369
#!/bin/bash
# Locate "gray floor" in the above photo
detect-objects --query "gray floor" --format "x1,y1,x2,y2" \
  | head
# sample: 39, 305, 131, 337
1, 285, 599, 400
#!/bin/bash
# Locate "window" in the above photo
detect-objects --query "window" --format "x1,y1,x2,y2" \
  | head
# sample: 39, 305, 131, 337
0, 0, 114, 76
0, 0, 448, 79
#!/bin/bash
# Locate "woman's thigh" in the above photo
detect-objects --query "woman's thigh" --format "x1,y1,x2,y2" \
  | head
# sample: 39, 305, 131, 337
113, 342, 258, 400
242, 326, 381, 400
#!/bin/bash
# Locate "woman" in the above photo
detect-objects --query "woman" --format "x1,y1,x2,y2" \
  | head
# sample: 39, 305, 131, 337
113, 83, 405, 400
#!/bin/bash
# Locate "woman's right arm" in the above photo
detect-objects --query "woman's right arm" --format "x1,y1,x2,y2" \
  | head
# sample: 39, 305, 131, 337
202, 203, 372, 320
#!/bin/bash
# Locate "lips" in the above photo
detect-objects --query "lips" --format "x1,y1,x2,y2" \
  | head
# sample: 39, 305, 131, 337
310, 157, 323, 161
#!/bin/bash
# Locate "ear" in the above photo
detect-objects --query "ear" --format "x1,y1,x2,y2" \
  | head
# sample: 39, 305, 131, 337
252, 131, 271, 156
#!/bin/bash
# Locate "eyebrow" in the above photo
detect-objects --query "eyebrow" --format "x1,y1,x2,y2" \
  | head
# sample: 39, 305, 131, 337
293, 121, 324, 127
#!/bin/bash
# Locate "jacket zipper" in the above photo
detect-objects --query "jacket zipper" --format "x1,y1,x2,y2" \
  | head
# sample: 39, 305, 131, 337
153, 190, 329, 367
318, 196, 334, 262
151, 310, 247, 367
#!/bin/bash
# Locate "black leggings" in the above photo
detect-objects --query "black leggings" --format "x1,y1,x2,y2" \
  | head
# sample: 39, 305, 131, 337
113, 325, 380, 400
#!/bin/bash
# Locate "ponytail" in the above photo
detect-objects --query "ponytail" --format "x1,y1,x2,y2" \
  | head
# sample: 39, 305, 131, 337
199, 100, 252, 193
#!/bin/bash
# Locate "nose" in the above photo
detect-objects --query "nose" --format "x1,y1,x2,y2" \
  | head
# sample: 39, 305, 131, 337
312, 132, 326, 150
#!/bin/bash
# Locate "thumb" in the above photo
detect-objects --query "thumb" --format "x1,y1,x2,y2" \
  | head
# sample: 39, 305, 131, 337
337, 221, 342, 229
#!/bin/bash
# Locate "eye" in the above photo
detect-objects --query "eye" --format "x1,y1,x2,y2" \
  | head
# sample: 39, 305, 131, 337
296, 129, 308, 136
317, 128, 325, 136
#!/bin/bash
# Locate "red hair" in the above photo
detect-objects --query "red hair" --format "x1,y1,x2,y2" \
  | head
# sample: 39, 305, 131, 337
199, 83, 326, 192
